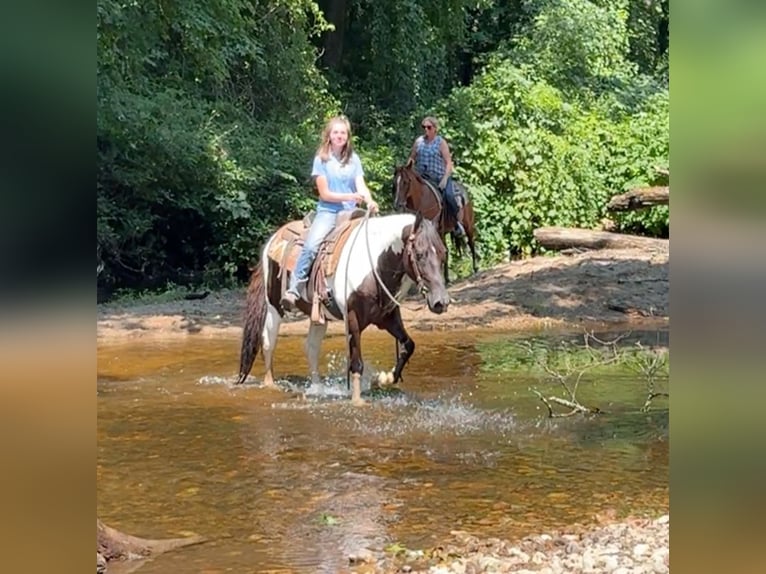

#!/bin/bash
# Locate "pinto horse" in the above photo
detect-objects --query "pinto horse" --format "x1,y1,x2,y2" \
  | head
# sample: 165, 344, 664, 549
237, 211, 449, 405
392, 165, 478, 284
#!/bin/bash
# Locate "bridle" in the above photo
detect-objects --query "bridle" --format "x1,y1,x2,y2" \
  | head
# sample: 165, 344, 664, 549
361, 214, 432, 311
404, 230, 428, 297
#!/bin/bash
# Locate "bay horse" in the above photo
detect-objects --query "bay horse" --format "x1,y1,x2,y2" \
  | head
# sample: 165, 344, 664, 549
237, 211, 449, 405
392, 165, 478, 284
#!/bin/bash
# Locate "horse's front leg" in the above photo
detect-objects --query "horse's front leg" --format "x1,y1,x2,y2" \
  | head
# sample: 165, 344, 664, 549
346, 310, 367, 406
380, 309, 415, 384
305, 321, 327, 386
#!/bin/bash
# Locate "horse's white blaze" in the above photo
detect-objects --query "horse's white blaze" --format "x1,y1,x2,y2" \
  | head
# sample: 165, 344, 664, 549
333, 213, 416, 317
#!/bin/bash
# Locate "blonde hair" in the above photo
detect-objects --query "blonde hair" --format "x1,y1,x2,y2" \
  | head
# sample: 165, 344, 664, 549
422, 116, 440, 130
316, 115, 354, 164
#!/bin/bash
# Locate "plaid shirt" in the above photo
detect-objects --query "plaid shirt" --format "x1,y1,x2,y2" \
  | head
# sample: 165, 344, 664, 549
415, 135, 445, 180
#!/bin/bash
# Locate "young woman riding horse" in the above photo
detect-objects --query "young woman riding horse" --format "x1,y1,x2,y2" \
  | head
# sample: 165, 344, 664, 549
237, 211, 449, 406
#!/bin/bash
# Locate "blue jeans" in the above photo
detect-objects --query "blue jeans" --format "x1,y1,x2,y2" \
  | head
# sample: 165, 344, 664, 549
288, 209, 339, 293
424, 174, 459, 217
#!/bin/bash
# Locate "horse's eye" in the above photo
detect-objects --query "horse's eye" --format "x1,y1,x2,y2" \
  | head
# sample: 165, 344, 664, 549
416, 252, 425, 261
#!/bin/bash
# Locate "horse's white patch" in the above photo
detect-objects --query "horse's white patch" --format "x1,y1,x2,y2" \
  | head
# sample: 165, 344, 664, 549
261, 234, 277, 296
333, 213, 416, 316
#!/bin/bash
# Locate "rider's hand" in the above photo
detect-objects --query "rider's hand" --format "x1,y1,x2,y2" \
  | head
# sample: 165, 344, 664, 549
367, 199, 379, 214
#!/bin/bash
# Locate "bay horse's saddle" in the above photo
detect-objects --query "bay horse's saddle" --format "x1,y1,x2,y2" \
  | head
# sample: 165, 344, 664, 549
266, 208, 367, 322
420, 176, 469, 211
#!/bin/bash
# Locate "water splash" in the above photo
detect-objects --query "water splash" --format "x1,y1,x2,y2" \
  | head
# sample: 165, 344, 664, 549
338, 394, 518, 438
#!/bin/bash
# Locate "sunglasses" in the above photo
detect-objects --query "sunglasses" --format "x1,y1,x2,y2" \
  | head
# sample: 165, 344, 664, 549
422, 124, 434, 130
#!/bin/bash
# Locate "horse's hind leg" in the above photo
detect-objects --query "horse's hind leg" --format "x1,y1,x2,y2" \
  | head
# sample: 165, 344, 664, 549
380, 309, 415, 384
467, 232, 479, 274
305, 322, 327, 386
261, 304, 282, 387
463, 204, 479, 274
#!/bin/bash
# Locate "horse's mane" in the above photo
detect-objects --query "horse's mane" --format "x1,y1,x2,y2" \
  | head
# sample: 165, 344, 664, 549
401, 165, 427, 186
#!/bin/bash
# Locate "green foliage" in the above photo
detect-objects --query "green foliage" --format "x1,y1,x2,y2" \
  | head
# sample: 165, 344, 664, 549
97, 0, 337, 293
514, 0, 635, 91
435, 55, 668, 261
339, 0, 472, 118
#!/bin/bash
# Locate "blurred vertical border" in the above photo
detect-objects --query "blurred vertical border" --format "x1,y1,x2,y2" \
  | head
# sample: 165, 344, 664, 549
672, 0, 766, 572
0, 1, 94, 573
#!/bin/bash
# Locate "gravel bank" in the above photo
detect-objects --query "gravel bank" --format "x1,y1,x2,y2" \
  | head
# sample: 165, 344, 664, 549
355, 514, 669, 573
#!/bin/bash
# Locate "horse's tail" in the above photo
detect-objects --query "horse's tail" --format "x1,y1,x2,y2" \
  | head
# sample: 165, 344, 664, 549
237, 263, 267, 384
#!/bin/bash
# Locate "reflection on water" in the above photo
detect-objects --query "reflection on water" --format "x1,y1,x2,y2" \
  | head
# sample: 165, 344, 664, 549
97, 329, 668, 573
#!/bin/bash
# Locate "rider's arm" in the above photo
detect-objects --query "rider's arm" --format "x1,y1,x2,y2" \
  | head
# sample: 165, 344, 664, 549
438, 138, 454, 188
405, 138, 419, 168
355, 174, 379, 213
315, 174, 356, 203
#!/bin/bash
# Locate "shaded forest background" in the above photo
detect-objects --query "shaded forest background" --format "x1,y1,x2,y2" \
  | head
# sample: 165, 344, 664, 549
97, 0, 669, 297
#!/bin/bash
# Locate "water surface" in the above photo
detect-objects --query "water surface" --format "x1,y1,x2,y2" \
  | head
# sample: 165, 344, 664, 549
97, 329, 668, 573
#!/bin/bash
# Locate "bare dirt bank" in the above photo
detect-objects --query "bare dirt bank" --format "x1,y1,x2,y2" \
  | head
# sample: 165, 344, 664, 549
97, 246, 668, 344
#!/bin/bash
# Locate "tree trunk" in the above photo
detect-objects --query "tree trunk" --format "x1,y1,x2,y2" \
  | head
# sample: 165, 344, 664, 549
606, 186, 669, 211
533, 226, 668, 251
97, 519, 204, 570
320, 0, 348, 70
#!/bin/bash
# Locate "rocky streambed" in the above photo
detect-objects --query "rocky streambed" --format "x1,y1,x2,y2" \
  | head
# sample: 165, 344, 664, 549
353, 514, 669, 574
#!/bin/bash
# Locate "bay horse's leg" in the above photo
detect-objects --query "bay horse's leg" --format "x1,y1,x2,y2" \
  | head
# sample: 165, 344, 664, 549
305, 321, 327, 386
346, 310, 367, 406
261, 304, 281, 388
379, 308, 415, 384
463, 203, 479, 274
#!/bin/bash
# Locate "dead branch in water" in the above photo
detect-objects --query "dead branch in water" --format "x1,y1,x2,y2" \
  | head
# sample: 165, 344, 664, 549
97, 519, 205, 571
528, 332, 625, 417
527, 333, 669, 417
624, 341, 670, 411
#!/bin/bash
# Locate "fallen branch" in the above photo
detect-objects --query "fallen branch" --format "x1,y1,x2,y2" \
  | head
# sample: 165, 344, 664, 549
534, 226, 668, 251
531, 389, 601, 417
607, 186, 669, 212
642, 391, 670, 412
97, 519, 205, 570
527, 332, 624, 417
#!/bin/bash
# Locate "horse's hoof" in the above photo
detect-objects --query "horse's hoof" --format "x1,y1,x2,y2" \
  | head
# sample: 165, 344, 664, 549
376, 371, 396, 388
351, 397, 368, 407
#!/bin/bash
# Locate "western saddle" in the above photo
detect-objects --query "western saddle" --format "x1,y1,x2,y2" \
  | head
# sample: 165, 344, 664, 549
266, 208, 367, 323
